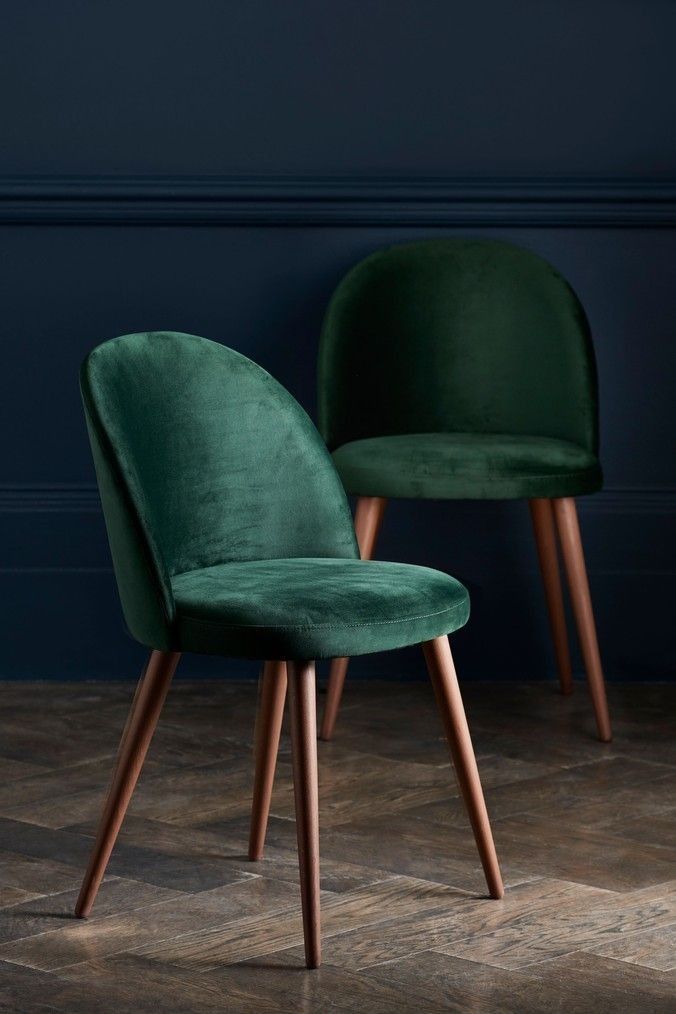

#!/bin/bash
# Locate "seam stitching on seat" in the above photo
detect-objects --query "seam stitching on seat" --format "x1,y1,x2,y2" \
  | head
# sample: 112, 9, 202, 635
341, 469, 599, 482
177, 601, 465, 631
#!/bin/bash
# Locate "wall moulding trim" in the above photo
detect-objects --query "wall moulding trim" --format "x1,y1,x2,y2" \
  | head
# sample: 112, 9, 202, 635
0, 484, 674, 516
1, 176, 676, 227
0, 484, 101, 513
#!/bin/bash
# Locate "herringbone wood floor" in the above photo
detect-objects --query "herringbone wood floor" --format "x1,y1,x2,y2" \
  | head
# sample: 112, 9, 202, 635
0, 676, 674, 1012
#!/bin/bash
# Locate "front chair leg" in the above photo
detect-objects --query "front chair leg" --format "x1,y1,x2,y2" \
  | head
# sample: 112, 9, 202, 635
320, 495, 387, 741
423, 636, 504, 900
248, 660, 288, 861
552, 497, 612, 742
529, 498, 574, 695
75, 649, 181, 917
287, 660, 321, 969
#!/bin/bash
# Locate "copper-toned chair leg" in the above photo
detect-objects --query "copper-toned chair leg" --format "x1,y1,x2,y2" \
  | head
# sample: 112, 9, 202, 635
287, 660, 321, 969
75, 649, 181, 917
529, 498, 574, 695
552, 497, 612, 742
423, 636, 504, 900
248, 660, 288, 861
320, 495, 387, 741
319, 655, 349, 742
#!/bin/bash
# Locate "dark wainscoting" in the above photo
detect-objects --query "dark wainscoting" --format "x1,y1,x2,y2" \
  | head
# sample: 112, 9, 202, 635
1, 177, 674, 680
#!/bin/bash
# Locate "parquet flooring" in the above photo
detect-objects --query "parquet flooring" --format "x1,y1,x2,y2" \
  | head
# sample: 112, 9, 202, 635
0, 677, 674, 1012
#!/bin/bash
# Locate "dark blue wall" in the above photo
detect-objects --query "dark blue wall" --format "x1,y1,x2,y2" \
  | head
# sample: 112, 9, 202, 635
3, 1, 676, 177
1, 2, 674, 681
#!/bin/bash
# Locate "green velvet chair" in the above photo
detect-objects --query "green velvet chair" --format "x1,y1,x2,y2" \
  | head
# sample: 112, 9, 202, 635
75, 330, 503, 970
319, 238, 612, 744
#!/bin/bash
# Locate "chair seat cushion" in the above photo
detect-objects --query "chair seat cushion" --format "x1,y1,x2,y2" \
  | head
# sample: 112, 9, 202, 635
172, 558, 468, 659
332, 433, 602, 500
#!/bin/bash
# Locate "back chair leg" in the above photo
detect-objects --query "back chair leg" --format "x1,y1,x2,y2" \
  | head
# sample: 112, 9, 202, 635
75, 649, 181, 918
320, 496, 387, 741
529, 498, 574, 695
287, 660, 321, 969
248, 660, 288, 861
552, 498, 612, 742
423, 636, 504, 900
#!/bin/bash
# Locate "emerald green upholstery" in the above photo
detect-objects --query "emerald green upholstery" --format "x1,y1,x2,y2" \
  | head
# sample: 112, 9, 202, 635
81, 331, 469, 658
173, 558, 468, 659
333, 433, 601, 500
319, 239, 602, 500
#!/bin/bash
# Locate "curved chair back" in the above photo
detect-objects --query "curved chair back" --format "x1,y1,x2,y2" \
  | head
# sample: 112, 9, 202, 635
318, 239, 599, 454
81, 332, 357, 648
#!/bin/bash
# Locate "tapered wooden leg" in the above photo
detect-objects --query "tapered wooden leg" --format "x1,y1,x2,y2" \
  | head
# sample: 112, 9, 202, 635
287, 660, 321, 969
74, 649, 180, 918
248, 660, 288, 861
529, 498, 574, 695
320, 496, 387, 741
552, 498, 612, 742
423, 636, 504, 900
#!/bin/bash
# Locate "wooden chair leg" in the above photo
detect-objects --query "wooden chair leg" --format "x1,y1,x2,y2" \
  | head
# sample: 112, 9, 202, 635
248, 660, 288, 861
320, 495, 387, 741
552, 498, 612, 742
319, 655, 349, 743
423, 636, 504, 900
287, 660, 321, 969
74, 649, 180, 917
529, 498, 574, 695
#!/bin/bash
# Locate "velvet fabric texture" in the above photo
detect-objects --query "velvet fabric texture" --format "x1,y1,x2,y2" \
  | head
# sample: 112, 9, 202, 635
332, 433, 601, 500
318, 239, 602, 500
173, 558, 468, 659
81, 331, 469, 657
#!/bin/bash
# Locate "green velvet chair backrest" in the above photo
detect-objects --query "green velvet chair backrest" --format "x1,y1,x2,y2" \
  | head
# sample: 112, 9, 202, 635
81, 331, 358, 649
318, 238, 600, 454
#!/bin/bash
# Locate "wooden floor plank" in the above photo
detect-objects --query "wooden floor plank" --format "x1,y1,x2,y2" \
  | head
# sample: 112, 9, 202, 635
0, 959, 172, 1014
286, 878, 608, 971
523, 951, 676, 1010
0, 878, 304, 971
589, 922, 676, 971
608, 809, 676, 850
273, 810, 535, 895
59, 952, 426, 1014
0, 877, 183, 945
69, 814, 386, 895
485, 813, 676, 891
398, 757, 676, 831
0, 678, 673, 1010
438, 881, 676, 969
361, 949, 676, 1014
133, 876, 459, 969
0, 886, 38, 910
0, 850, 83, 897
